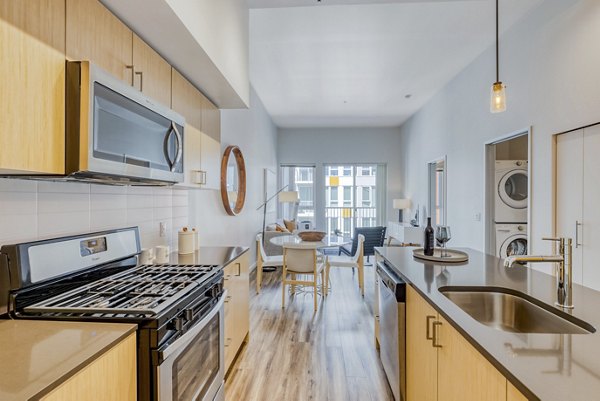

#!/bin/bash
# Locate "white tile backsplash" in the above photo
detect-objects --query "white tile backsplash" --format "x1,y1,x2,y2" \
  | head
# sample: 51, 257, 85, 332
0, 180, 189, 249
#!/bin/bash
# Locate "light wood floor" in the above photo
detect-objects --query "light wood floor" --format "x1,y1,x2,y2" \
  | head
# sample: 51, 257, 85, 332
225, 262, 394, 401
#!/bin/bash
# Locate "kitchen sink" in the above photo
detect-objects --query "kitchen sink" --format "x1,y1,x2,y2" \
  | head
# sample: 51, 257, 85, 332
439, 287, 595, 334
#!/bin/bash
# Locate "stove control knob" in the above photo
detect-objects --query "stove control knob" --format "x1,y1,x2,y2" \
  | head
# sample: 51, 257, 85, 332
184, 309, 193, 321
172, 318, 183, 331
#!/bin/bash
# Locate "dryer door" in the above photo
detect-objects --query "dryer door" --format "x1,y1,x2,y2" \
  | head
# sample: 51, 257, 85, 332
498, 169, 528, 209
500, 235, 528, 258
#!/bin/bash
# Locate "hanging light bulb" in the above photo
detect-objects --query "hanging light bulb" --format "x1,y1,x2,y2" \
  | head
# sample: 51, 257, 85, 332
490, 82, 506, 113
490, 0, 506, 113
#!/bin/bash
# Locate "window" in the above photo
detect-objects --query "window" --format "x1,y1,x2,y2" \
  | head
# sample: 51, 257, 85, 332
361, 186, 371, 207
280, 165, 316, 226
343, 186, 352, 206
328, 187, 339, 207
323, 164, 384, 237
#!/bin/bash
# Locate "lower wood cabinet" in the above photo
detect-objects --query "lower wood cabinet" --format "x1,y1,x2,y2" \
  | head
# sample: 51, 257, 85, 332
407, 285, 438, 401
223, 252, 250, 373
41, 332, 136, 401
407, 285, 518, 401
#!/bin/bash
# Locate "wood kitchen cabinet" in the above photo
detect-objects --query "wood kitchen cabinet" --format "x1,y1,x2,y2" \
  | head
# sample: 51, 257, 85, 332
202, 96, 221, 142
132, 34, 172, 107
66, 0, 133, 84
407, 286, 507, 401
41, 333, 136, 401
507, 382, 528, 401
172, 70, 222, 189
223, 252, 250, 373
0, 0, 66, 174
437, 314, 506, 401
407, 285, 438, 401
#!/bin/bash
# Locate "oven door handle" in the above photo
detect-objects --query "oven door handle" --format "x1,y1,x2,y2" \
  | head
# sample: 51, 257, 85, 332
157, 290, 226, 362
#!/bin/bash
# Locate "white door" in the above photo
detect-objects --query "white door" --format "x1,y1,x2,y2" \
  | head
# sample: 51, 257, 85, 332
583, 125, 600, 290
556, 129, 583, 285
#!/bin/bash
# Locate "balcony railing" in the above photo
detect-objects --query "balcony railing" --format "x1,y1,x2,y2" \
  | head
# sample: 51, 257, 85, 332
324, 206, 377, 237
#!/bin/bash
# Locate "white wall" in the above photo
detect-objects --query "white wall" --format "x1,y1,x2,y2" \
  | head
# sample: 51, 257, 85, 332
398, 0, 600, 277
278, 127, 403, 226
0, 180, 187, 250
165, 0, 250, 106
188, 87, 278, 262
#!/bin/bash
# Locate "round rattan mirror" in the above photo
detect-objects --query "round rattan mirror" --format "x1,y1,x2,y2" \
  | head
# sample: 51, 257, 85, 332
220, 145, 246, 216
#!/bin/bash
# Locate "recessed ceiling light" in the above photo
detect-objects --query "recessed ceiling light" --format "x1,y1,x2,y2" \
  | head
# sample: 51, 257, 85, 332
405, 94, 412, 99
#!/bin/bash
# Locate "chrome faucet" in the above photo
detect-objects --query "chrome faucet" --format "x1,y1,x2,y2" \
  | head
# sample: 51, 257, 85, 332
504, 237, 573, 309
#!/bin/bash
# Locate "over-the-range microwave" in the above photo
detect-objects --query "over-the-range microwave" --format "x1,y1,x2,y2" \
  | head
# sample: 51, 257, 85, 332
65, 60, 185, 185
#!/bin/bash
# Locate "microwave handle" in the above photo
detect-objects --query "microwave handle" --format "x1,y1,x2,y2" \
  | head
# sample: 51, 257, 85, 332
164, 122, 183, 172
172, 122, 183, 171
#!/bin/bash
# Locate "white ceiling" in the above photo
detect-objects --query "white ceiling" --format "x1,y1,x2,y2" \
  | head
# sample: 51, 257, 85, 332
249, 0, 543, 128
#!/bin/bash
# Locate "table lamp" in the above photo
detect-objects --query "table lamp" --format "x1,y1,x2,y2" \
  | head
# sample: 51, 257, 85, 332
393, 198, 412, 223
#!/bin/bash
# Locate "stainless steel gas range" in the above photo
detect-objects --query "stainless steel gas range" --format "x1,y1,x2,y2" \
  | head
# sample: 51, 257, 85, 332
0, 227, 225, 401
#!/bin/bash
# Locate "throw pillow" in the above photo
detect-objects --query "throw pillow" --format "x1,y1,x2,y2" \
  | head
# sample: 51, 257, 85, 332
275, 224, 289, 233
283, 219, 296, 232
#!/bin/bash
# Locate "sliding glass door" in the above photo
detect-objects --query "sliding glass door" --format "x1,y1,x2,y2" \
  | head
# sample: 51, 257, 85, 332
324, 164, 383, 237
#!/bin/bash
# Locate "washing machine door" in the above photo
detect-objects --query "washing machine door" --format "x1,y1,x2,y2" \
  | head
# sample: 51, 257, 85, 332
500, 235, 528, 258
498, 169, 528, 209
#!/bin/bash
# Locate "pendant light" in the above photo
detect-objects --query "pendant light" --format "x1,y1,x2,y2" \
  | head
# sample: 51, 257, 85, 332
490, 0, 506, 113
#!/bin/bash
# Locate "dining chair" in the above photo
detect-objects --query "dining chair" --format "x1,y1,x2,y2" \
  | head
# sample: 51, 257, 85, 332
256, 234, 284, 294
282, 243, 326, 312
326, 234, 365, 297
339, 226, 386, 263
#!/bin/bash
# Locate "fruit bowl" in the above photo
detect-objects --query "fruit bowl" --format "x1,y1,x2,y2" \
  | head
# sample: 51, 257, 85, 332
297, 231, 326, 242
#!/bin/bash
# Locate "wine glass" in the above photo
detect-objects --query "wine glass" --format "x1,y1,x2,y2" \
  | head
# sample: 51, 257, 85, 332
435, 226, 452, 257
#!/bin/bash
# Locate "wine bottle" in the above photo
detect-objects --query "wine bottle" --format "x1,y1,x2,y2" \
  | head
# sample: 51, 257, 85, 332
424, 217, 435, 256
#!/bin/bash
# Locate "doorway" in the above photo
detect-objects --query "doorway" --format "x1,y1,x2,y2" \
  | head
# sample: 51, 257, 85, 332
484, 129, 531, 257
427, 157, 447, 226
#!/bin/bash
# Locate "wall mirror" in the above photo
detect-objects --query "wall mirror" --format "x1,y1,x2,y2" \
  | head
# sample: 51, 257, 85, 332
220, 145, 246, 216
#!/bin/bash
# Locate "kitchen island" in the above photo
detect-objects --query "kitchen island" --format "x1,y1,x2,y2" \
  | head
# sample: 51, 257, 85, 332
376, 246, 600, 401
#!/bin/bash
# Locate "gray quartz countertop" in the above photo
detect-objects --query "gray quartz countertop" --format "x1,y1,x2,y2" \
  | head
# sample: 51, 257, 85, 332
376, 246, 600, 401
168, 246, 249, 267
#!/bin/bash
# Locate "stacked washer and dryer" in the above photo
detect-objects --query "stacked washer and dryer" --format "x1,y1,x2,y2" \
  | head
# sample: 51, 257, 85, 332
495, 160, 528, 258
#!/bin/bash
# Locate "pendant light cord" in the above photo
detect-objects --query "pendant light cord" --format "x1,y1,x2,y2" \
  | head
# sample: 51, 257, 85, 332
496, 0, 499, 83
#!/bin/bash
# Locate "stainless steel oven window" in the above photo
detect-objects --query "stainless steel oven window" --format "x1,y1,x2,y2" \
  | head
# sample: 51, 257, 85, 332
93, 82, 183, 173
172, 313, 220, 400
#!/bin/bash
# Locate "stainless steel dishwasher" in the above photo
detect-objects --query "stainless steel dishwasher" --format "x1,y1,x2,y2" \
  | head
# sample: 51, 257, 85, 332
377, 261, 406, 401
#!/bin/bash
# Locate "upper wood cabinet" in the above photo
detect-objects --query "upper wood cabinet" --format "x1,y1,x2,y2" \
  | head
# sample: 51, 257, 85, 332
172, 70, 203, 129
201, 95, 221, 142
132, 34, 172, 107
0, 0, 66, 174
507, 383, 528, 401
66, 0, 133, 84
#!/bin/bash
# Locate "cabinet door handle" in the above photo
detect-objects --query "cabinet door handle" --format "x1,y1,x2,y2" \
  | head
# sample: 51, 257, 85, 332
135, 70, 143, 91
432, 321, 443, 348
125, 65, 135, 86
576, 221, 582, 248
235, 263, 241, 277
426, 315, 436, 340
224, 295, 232, 303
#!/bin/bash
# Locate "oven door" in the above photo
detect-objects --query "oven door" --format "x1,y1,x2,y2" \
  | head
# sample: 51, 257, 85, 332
155, 293, 225, 401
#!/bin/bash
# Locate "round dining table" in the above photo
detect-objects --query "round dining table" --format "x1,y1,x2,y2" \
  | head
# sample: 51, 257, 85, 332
269, 234, 351, 250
